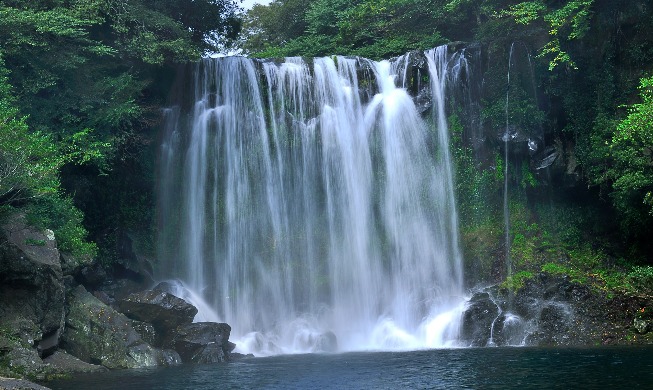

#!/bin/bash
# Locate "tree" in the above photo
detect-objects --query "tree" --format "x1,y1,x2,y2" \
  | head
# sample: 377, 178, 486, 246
0, 0, 242, 263
0, 56, 60, 204
607, 76, 653, 229
495, 0, 594, 70
241, 0, 449, 59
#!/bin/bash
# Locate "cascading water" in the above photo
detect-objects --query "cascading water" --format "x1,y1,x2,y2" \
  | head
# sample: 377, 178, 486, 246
503, 43, 515, 280
158, 46, 471, 354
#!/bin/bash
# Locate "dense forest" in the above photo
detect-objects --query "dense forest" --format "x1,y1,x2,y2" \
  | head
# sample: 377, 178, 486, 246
1, 0, 652, 296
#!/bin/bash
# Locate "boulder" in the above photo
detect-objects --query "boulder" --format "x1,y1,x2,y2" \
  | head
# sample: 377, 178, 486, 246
314, 331, 338, 353
460, 292, 499, 346
0, 214, 65, 357
42, 351, 108, 374
164, 322, 232, 363
61, 285, 181, 369
633, 318, 650, 334
0, 377, 52, 390
0, 338, 50, 381
189, 343, 226, 364
116, 290, 198, 338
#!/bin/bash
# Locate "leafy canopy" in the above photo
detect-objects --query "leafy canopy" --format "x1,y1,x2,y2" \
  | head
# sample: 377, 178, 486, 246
0, 0, 242, 261
607, 77, 653, 225
499, 0, 594, 70
240, 0, 446, 59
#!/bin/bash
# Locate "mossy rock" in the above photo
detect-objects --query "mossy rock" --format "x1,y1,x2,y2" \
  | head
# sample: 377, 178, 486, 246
61, 285, 180, 369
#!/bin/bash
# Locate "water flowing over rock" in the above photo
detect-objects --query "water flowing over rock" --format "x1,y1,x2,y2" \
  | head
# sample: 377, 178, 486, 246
459, 274, 652, 347
159, 45, 476, 353
460, 292, 499, 347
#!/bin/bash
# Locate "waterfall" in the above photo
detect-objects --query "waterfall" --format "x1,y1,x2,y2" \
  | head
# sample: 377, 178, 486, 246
503, 43, 515, 280
158, 46, 471, 354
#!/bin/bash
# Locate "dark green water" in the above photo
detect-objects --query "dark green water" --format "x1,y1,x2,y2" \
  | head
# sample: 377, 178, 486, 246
46, 346, 653, 389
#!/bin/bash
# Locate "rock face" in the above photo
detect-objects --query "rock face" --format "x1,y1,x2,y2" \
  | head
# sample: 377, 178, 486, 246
460, 275, 582, 347
0, 377, 52, 390
61, 285, 181, 369
116, 290, 198, 338
460, 292, 499, 347
0, 213, 238, 380
164, 322, 233, 363
460, 273, 653, 346
0, 215, 65, 354
42, 351, 108, 374
0, 214, 66, 379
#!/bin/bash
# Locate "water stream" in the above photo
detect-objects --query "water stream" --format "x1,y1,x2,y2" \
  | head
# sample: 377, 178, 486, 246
158, 46, 472, 354
503, 42, 515, 281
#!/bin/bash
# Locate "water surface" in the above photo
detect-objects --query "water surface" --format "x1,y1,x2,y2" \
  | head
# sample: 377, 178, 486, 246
47, 346, 653, 389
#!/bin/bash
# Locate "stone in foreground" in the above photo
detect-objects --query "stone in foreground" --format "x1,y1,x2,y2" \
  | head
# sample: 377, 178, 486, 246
116, 289, 198, 337
165, 322, 233, 363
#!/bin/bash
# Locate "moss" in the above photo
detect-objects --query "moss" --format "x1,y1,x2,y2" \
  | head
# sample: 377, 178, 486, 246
627, 266, 653, 293
500, 270, 535, 291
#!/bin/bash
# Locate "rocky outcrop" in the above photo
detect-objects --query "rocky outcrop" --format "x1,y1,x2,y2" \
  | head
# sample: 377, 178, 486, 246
42, 351, 107, 374
0, 215, 65, 356
460, 292, 500, 347
61, 285, 181, 369
0, 214, 66, 379
0, 213, 239, 382
116, 289, 198, 339
0, 377, 52, 390
460, 273, 653, 346
163, 322, 233, 364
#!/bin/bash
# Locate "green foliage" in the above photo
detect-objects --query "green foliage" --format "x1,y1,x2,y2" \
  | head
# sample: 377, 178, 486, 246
103, 0, 241, 63
0, 55, 111, 206
605, 77, 653, 228
0, 0, 242, 267
26, 194, 97, 260
501, 270, 534, 291
508, 201, 540, 269
25, 238, 47, 246
540, 261, 588, 287
627, 266, 653, 293
450, 114, 500, 225
520, 163, 537, 189
503, 1, 546, 25
450, 113, 505, 284
499, 0, 595, 70
241, 0, 448, 59
0, 57, 61, 203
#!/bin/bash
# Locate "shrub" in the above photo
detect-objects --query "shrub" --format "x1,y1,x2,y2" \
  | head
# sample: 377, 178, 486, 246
26, 194, 96, 261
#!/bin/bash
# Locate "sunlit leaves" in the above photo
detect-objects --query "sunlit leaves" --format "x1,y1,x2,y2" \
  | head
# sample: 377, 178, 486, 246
500, 1, 546, 25
499, 0, 594, 70
606, 77, 653, 225
242, 0, 446, 59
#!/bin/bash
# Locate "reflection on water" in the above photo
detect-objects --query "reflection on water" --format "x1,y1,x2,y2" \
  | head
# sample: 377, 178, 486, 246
47, 346, 653, 389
